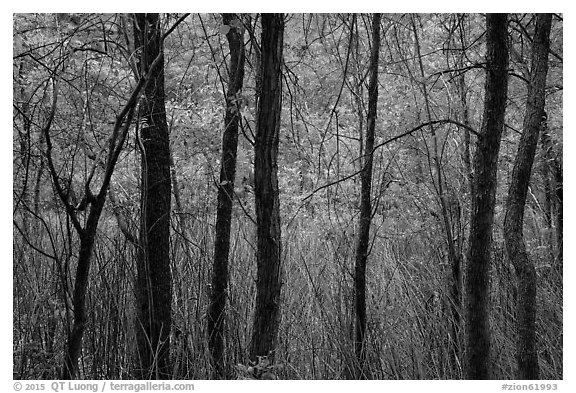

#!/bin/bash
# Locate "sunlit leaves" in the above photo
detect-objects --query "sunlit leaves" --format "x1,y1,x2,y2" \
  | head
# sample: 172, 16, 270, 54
218, 25, 230, 35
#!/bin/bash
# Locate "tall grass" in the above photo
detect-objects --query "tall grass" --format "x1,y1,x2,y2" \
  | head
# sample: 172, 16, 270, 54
13, 197, 562, 379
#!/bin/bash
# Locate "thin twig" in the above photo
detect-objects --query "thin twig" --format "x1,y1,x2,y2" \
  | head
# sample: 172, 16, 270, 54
302, 118, 479, 202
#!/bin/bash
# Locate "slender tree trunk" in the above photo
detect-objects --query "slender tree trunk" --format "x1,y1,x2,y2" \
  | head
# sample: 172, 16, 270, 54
459, 77, 473, 197
62, 205, 104, 379
250, 14, 262, 113
465, 13, 509, 380
504, 13, 552, 380
353, 13, 380, 379
134, 13, 173, 379
454, 14, 474, 198
250, 13, 284, 364
540, 130, 553, 230
38, 79, 116, 379
208, 13, 245, 379
44, 13, 161, 379
412, 15, 462, 372
541, 127, 563, 269
452, 14, 473, 373
33, 132, 45, 213
553, 156, 562, 268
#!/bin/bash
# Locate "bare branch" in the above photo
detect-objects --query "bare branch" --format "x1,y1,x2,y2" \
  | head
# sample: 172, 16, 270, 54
98, 50, 164, 199
42, 77, 83, 234
163, 13, 191, 40
302, 118, 479, 202
372, 119, 480, 154
302, 168, 362, 202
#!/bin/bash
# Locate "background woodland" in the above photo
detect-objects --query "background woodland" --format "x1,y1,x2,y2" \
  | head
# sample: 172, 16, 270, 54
12, 13, 563, 380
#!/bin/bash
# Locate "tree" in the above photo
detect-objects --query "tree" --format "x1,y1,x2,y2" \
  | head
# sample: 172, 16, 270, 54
12, 13, 185, 379
28, 19, 165, 379
208, 13, 246, 379
353, 13, 381, 379
465, 13, 509, 380
412, 13, 463, 372
504, 13, 552, 380
540, 123, 563, 271
12, 13, 563, 381
133, 13, 173, 379
250, 13, 284, 364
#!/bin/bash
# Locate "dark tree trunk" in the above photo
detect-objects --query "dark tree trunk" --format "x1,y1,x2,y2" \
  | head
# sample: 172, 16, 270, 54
15, 60, 32, 214
553, 156, 562, 268
453, 20, 472, 369
208, 13, 245, 379
465, 13, 509, 380
62, 203, 104, 379
134, 13, 173, 380
540, 130, 553, 230
459, 76, 474, 197
541, 126, 563, 269
249, 13, 284, 363
354, 12, 380, 380
40, 13, 158, 380
33, 132, 45, 213
504, 13, 552, 380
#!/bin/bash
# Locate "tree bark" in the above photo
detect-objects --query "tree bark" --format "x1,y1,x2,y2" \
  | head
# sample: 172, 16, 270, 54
504, 13, 552, 380
465, 13, 509, 380
354, 13, 380, 380
134, 13, 173, 379
249, 13, 284, 364
62, 205, 104, 379
208, 13, 245, 379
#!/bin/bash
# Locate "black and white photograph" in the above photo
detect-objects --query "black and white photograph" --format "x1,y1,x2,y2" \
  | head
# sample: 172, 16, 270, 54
11, 8, 565, 387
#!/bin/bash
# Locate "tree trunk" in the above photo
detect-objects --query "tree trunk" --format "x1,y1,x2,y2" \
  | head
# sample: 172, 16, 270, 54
465, 13, 509, 380
540, 129, 553, 230
39, 13, 160, 380
413, 14, 462, 373
249, 13, 284, 364
208, 13, 245, 379
354, 13, 380, 379
504, 13, 552, 380
134, 13, 173, 380
553, 155, 562, 268
459, 76, 474, 197
541, 126, 563, 270
62, 205, 104, 379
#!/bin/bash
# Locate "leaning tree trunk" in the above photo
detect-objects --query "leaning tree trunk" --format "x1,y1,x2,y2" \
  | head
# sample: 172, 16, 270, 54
208, 13, 245, 379
134, 13, 173, 379
353, 12, 380, 380
249, 13, 284, 364
41, 81, 137, 379
62, 205, 104, 379
465, 13, 509, 380
39, 14, 163, 378
504, 13, 552, 380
